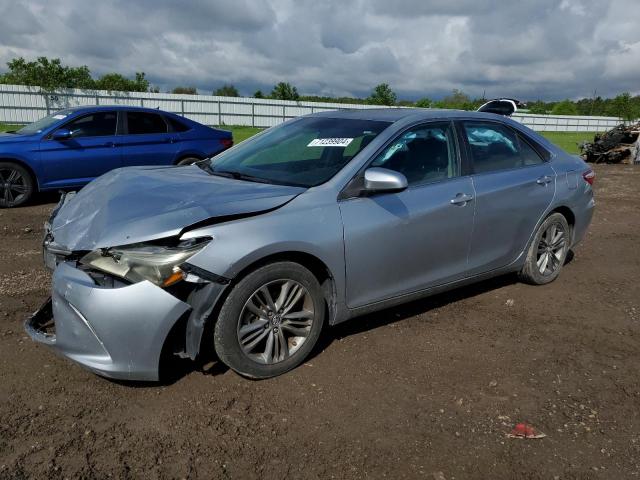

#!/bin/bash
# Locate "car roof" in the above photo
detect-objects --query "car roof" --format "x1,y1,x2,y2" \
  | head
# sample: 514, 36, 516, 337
59, 105, 176, 115
310, 107, 509, 123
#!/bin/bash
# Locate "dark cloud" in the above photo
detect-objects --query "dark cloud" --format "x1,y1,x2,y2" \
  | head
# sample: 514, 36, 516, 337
0, 0, 637, 100
0, 3, 43, 41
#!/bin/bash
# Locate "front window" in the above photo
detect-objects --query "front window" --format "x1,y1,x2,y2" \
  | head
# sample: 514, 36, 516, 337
205, 117, 391, 187
62, 112, 118, 138
370, 122, 459, 186
16, 110, 73, 135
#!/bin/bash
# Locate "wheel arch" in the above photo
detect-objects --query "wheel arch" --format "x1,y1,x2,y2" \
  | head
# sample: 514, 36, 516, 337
549, 205, 576, 241
0, 157, 40, 191
173, 152, 204, 165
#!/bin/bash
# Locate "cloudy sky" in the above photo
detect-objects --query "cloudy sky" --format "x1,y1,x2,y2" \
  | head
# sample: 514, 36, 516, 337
0, 0, 638, 100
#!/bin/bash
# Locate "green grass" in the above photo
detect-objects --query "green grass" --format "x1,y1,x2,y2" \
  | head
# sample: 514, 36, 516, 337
0, 124, 20, 133
223, 126, 264, 144
539, 131, 598, 155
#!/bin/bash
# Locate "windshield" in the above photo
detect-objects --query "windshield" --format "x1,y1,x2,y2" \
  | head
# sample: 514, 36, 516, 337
206, 117, 391, 187
16, 109, 74, 135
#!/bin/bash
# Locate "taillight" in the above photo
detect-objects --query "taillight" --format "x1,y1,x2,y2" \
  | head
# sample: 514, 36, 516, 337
582, 169, 595, 186
220, 138, 233, 150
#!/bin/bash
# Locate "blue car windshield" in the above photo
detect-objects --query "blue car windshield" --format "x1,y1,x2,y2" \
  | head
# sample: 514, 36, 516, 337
16, 109, 74, 135
206, 117, 391, 187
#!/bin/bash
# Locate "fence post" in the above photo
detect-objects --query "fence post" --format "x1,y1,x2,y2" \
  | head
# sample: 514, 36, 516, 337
283, 104, 286, 122
251, 102, 255, 127
44, 93, 50, 115
218, 100, 222, 126
141, 98, 144, 107
95, 94, 99, 105
181, 100, 185, 117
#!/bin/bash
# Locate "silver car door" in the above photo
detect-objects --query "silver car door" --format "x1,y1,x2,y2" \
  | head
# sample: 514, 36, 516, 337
339, 122, 475, 309
460, 120, 556, 274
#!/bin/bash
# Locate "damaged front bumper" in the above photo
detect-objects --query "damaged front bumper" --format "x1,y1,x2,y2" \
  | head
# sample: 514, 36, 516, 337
27, 193, 231, 381
25, 262, 192, 381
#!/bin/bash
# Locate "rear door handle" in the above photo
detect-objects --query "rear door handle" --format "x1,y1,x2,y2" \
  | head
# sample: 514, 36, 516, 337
104, 141, 117, 148
450, 193, 474, 206
536, 175, 552, 185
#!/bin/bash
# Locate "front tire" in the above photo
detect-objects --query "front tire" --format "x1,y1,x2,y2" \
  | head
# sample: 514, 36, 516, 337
0, 162, 34, 208
519, 212, 570, 285
214, 262, 325, 379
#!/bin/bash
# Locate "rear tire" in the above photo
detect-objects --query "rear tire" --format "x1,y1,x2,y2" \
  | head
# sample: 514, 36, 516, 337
214, 262, 325, 379
519, 212, 570, 285
176, 157, 201, 166
0, 162, 34, 208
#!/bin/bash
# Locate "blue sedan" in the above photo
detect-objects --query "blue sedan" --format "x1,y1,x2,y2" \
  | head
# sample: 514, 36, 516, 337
0, 106, 233, 207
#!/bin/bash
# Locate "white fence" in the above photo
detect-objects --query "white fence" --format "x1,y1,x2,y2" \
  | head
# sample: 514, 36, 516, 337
0, 84, 622, 132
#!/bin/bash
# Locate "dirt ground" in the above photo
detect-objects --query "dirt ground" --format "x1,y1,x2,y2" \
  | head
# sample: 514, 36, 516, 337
0, 165, 639, 479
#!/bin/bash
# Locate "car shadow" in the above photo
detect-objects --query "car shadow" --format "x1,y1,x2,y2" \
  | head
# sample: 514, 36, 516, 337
111, 269, 547, 387
28, 191, 62, 207
308, 273, 519, 362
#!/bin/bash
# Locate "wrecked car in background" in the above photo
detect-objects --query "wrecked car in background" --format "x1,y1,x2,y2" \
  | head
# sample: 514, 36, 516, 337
477, 98, 525, 116
26, 107, 594, 381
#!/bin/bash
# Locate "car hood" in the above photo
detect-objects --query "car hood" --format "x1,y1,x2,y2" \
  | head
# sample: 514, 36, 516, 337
50, 165, 305, 251
0, 132, 37, 144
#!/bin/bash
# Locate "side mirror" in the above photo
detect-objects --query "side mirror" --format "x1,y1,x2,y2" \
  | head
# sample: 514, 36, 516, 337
363, 167, 408, 193
52, 128, 72, 141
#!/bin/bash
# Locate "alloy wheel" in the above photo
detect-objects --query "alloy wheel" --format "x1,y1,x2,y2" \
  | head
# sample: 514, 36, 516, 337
536, 222, 566, 276
237, 279, 315, 364
0, 167, 28, 206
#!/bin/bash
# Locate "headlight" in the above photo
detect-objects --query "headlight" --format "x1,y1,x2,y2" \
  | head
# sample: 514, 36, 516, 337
80, 238, 210, 287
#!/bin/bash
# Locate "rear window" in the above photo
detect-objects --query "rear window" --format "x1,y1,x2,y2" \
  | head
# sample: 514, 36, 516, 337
127, 112, 168, 134
462, 121, 544, 174
168, 116, 191, 132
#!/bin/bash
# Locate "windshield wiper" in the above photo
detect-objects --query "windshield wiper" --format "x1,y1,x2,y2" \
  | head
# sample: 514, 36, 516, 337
211, 170, 275, 184
194, 159, 215, 174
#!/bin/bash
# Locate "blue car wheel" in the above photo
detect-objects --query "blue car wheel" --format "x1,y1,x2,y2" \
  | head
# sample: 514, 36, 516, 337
0, 162, 34, 208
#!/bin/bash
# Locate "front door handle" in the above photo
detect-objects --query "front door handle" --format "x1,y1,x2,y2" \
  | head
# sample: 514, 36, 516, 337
104, 141, 117, 148
450, 193, 474, 206
536, 175, 552, 185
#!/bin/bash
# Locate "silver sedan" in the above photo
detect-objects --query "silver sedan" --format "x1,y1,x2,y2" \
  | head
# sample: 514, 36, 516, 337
26, 108, 595, 381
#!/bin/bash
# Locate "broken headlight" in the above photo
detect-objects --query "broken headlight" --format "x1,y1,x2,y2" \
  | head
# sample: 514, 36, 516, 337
79, 238, 210, 287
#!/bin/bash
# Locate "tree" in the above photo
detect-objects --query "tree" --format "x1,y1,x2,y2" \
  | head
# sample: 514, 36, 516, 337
415, 97, 432, 108
253, 90, 265, 98
94, 72, 149, 92
271, 82, 299, 101
0, 56, 94, 91
172, 86, 197, 95
367, 83, 397, 106
527, 100, 550, 114
214, 84, 239, 97
611, 92, 639, 122
551, 99, 578, 116
437, 89, 472, 110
